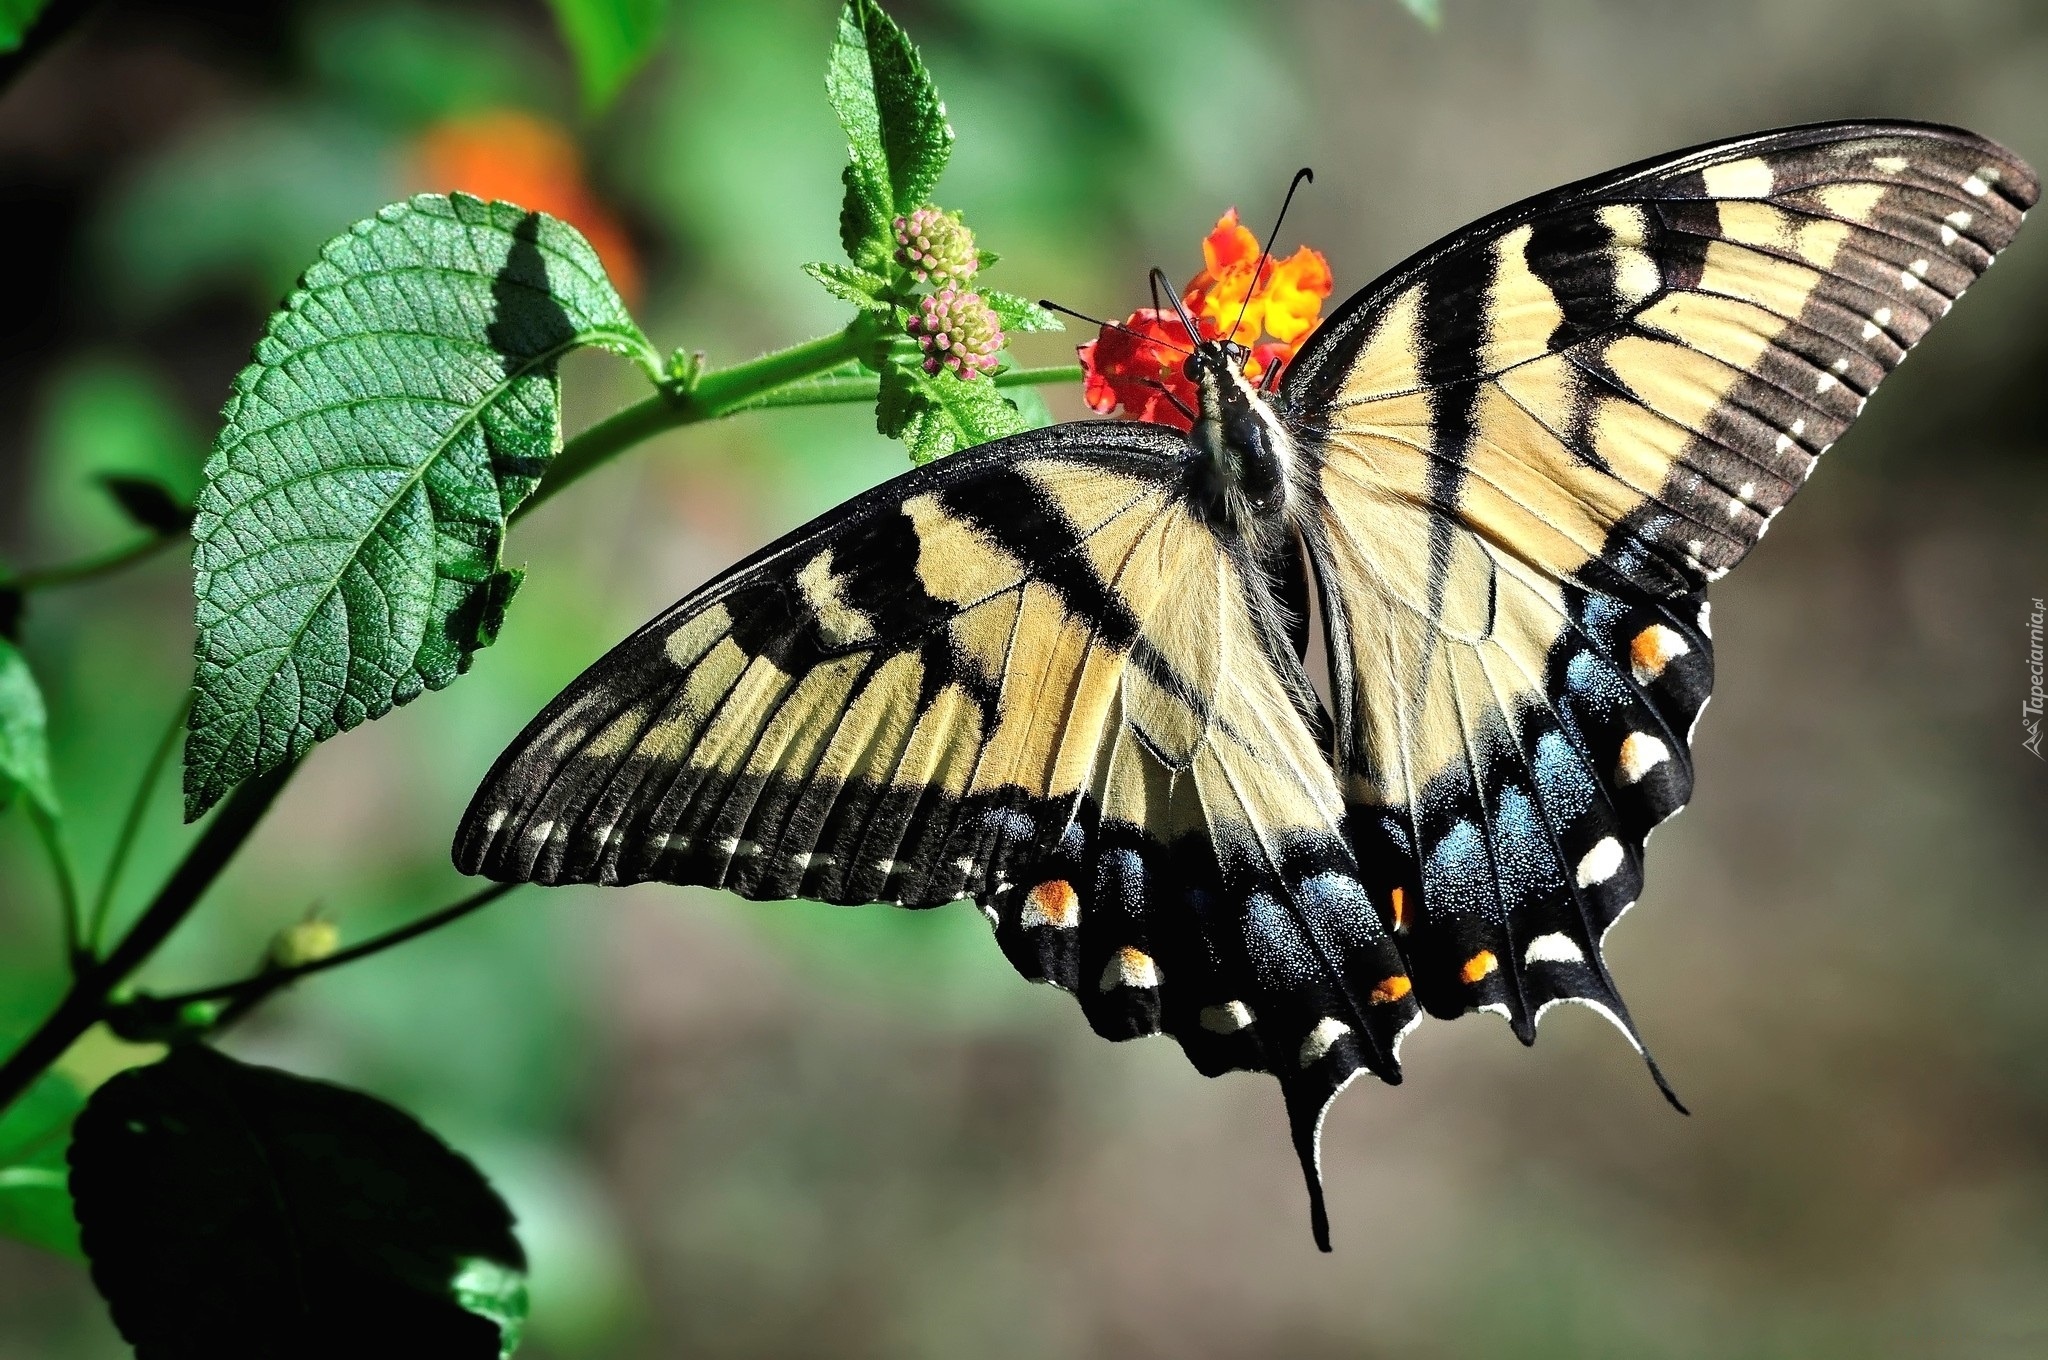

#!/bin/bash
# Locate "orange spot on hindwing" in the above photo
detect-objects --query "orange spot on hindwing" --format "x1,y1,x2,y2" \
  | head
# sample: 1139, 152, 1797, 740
1020, 879, 1079, 929
1389, 885, 1408, 932
1369, 975, 1412, 1005
1460, 950, 1499, 984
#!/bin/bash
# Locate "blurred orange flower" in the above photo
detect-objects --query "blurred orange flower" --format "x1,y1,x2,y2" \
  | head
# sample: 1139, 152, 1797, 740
1078, 209, 1333, 431
409, 109, 641, 304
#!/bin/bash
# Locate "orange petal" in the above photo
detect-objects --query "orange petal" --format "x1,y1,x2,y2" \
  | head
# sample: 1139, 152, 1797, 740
409, 108, 640, 303
1200, 208, 1261, 277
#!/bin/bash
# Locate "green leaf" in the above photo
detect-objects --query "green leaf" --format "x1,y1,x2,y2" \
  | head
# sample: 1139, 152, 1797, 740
69, 1046, 527, 1358
184, 193, 654, 820
545, 0, 669, 113
802, 261, 893, 313
982, 289, 1062, 335
0, 635, 57, 818
0, 0, 53, 54
97, 474, 195, 538
880, 362, 1022, 465
1399, 0, 1443, 28
826, 0, 953, 268
0, 1070, 84, 1259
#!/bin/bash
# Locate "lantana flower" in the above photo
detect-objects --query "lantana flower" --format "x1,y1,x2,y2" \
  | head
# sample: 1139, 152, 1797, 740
1078, 208, 1334, 431
410, 109, 642, 303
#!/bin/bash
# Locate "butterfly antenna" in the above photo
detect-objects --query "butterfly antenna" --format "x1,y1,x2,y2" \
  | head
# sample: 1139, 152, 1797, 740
1148, 268, 1207, 348
1227, 166, 1315, 359
1039, 299, 1195, 356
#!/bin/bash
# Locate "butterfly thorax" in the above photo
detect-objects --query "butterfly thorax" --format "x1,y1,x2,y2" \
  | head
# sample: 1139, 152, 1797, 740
1185, 341, 1299, 543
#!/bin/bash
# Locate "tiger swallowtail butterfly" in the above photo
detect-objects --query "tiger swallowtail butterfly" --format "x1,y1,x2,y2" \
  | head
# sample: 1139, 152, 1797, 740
456, 121, 2035, 1249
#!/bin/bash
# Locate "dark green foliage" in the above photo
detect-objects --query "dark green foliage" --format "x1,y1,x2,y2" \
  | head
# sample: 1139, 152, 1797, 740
877, 361, 1021, 464
183, 193, 653, 819
827, 0, 954, 268
983, 290, 1061, 335
802, 260, 893, 312
69, 1046, 527, 1359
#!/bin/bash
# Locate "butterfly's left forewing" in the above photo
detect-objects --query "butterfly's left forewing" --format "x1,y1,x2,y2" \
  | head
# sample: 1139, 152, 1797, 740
457, 423, 1418, 1244
1289, 121, 2034, 1049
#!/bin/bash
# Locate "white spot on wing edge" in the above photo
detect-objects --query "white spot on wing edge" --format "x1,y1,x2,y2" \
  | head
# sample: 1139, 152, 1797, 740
1298, 1016, 1351, 1067
482, 808, 506, 840
1576, 837, 1625, 888
1629, 623, 1692, 685
1524, 932, 1587, 966
1098, 946, 1160, 992
1200, 1000, 1254, 1034
1618, 733, 1671, 783
1698, 600, 1713, 637
1963, 174, 1989, 197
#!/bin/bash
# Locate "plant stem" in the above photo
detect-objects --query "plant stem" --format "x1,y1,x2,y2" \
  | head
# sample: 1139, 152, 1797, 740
519, 326, 871, 520
27, 807, 83, 973
729, 363, 1084, 413
516, 321, 1084, 520
0, 535, 178, 594
0, 760, 297, 1115
148, 881, 516, 1024
88, 695, 192, 957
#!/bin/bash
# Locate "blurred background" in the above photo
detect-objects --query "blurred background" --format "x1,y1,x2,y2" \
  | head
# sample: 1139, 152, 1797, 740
1, 0, 2045, 1355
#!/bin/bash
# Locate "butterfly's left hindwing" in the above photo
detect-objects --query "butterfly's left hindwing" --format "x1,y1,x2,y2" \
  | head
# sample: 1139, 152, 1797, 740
458, 423, 1420, 1246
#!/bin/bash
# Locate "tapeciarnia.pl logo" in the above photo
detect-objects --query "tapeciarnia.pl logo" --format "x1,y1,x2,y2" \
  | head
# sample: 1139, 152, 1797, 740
2026, 597, 2045, 759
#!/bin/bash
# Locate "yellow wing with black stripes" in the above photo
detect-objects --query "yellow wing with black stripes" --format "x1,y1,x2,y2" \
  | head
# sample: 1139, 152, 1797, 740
1284, 122, 2034, 1049
459, 119, 2035, 1252
455, 422, 1422, 1246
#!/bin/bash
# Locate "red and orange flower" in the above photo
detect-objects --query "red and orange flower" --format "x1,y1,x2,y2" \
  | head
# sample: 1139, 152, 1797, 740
1078, 209, 1333, 431
409, 109, 642, 305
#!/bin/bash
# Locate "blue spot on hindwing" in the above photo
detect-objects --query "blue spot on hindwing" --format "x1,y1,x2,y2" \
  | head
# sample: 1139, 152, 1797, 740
1244, 891, 1317, 988
1564, 650, 1630, 715
1299, 871, 1382, 947
1532, 730, 1597, 823
1423, 819, 1494, 918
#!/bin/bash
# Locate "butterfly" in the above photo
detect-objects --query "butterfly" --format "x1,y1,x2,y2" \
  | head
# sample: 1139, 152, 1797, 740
455, 121, 2035, 1249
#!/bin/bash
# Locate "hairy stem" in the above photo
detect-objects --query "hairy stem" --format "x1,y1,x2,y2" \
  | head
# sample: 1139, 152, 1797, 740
0, 761, 297, 1115
519, 326, 870, 520
729, 363, 1084, 413
518, 318, 1083, 519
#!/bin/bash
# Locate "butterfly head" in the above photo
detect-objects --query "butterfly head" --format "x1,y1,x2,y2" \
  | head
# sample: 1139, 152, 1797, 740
1182, 332, 1299, 536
